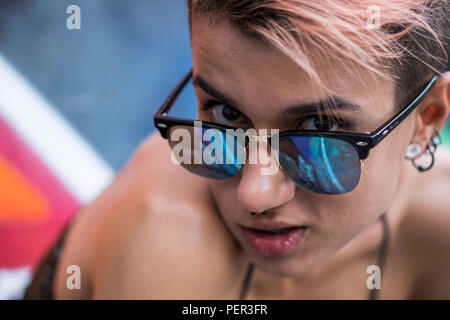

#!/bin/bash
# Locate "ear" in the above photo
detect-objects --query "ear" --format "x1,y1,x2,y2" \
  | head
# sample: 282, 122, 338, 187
410, 71, 450, 150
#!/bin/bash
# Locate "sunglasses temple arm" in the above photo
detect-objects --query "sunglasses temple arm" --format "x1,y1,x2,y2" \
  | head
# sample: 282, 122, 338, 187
370, 75, 439, 148
155, 69, 193, 116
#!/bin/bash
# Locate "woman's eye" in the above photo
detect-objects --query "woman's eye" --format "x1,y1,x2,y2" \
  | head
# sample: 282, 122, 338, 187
299, 115, 349, 131
209, 104, 245, 125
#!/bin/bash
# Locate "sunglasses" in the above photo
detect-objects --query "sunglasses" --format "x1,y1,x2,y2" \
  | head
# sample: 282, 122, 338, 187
154, 70, 438, 195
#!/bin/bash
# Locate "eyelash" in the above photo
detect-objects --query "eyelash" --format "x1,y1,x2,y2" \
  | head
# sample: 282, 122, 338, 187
199, 100, 223, 112
302, 114, 355, 131
199, 100, 355, 131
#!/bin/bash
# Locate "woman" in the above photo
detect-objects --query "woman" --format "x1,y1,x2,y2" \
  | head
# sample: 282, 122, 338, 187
29, 0, 450, 299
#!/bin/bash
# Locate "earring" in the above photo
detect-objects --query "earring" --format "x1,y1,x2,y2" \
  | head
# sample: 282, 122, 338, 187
431, 128, 442, 149
411, 129, 441, 172
405, 143, 422, 159
412, 145, 435, 172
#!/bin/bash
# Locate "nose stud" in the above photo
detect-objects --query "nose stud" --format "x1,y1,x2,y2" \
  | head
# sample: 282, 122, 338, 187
250, 210, 269, 216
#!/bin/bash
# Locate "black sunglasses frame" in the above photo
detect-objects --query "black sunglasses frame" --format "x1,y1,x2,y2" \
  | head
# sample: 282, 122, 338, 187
154, 69, 439, 160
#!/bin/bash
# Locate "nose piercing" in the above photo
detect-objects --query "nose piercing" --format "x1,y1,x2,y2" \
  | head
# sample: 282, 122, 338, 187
250, 210, 269, 216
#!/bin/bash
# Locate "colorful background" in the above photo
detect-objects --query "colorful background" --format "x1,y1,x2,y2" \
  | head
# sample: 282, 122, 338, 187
0, 0, 449, 299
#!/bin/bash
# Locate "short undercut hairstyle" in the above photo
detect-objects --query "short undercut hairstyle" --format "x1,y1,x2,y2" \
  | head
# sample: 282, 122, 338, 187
187, 0, 449, 111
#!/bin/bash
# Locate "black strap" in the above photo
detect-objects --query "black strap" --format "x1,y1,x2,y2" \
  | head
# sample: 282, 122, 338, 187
23, 223, 70, 299
369, 211, 390, 300
239, 263, 254, 300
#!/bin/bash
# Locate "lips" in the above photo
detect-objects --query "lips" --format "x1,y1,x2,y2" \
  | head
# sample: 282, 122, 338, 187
240, 224, 307, 258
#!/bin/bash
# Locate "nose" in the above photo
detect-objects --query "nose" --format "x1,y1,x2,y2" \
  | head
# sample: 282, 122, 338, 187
237, 155, 296, 213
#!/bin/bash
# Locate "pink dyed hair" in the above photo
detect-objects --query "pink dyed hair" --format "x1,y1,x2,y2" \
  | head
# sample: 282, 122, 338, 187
188, 0, 449, 109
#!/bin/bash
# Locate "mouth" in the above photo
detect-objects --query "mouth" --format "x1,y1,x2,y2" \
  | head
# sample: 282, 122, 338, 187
240, 224, 307, 258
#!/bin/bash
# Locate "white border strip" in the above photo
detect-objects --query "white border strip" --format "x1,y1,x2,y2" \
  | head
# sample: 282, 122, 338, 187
0, 267, 32, 300
0, 54, 114, 204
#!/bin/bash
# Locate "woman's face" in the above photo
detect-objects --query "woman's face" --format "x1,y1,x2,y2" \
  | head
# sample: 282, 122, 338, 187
190, 17, 414, 277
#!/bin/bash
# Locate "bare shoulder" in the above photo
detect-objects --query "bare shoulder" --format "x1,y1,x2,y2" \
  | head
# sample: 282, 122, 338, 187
397, 146, 450, 298
55, 132, 246, 299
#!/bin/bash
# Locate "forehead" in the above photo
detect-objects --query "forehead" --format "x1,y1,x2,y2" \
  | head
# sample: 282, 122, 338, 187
191, 18, 315, 96
190, 17, 395, 127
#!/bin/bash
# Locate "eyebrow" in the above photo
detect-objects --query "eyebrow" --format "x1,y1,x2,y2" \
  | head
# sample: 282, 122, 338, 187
192, 74, 362, 117
279, 97, 362, 117
192, 75, 240, 107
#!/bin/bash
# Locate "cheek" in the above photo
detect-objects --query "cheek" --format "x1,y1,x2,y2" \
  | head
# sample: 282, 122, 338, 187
208, 177, 243, 222
311, 131, 409, 250
361, 129, 408, 200
343, 129, 408, 223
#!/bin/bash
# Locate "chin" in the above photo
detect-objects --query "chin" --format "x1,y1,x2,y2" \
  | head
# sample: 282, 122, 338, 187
247, 248, 318, 278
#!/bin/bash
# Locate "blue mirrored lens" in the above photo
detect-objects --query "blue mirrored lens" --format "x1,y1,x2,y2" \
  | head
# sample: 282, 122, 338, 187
169, 126, 244, 179
278, 136, 361, 194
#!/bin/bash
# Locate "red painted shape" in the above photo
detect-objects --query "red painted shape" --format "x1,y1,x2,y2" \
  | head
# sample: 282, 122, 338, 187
0, 155, 50, 223
0, 115, 81, 268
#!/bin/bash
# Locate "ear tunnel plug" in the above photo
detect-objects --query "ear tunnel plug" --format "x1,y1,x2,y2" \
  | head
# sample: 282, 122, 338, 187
407, 128, 441, 172
405, 143, 422, 159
